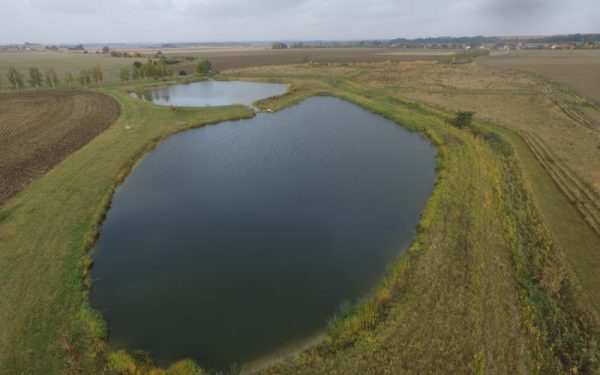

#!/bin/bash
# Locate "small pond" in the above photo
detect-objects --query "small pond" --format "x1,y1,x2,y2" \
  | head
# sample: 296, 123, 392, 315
131, 80, 287, 107
91, 96, 436, 371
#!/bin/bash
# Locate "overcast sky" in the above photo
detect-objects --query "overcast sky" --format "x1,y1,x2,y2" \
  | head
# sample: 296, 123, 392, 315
1, 0, 598, 44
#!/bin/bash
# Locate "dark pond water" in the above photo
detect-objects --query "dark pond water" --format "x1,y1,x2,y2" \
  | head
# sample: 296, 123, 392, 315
91, 96, 436, 371
131, 80, 287, 107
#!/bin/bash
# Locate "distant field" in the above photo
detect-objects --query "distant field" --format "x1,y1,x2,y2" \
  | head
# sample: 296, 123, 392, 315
376, 50, 456, 56
481, 50, 600, 105
173, 48, 455, 70
0, 52, 132, 87
0, 90, 120, 203
0, 48, 453, 89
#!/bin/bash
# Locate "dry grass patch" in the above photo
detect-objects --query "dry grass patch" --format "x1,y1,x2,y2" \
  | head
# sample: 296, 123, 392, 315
403, 90, 600, 193
481, 50, 600, 106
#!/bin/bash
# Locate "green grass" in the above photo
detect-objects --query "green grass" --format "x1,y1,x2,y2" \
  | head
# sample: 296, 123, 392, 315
0, 65, 599, 374
488, 123, 600, 314
0, 79, 253, 374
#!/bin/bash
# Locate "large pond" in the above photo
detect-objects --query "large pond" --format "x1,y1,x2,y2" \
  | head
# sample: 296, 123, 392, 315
131, 80, 287, 107
91, 96, 436, 371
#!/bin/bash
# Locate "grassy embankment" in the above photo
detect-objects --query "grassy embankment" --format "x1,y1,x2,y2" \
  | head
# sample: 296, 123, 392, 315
241, 72, 600, 374
351, 60, 600, 314
0, 78, 254, 375
1, 66, 599, 374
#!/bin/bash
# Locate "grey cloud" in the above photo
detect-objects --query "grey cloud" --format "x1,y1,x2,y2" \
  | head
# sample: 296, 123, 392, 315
481, 0, 555, 18
0, 0, 597, 44
477, 0, 568, 34
179, 0, 310, 18
34, 0, 111, 14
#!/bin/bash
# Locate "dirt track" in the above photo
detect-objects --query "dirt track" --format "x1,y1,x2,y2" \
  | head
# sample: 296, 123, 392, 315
0, 90, 120, 204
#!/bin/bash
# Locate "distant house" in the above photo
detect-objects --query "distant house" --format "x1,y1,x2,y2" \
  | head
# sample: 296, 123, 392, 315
553, 43, 576, 50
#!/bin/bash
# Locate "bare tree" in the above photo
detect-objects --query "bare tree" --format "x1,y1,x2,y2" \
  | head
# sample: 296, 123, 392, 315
90, 64, 104, 84
44, 69, 59, 88
78, 70, 92, 87
28, 67, 44, 88
7, 67, 25, 91
64, 72, 75, 87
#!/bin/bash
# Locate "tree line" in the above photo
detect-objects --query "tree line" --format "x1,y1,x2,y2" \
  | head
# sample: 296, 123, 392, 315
3, 65, 104, 91
3, 58, 213, 91
118, 58, 212, 81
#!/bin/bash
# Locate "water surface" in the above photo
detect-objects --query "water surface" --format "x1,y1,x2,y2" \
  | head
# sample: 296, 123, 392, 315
91, 96, 436, 371
131, 80, 287, 107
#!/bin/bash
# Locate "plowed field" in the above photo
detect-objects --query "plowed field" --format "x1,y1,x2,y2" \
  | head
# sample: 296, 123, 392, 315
0, 90, 120, 204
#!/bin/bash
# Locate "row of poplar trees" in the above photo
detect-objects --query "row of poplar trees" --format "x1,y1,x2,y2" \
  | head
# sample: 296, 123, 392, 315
4, 65, 104, 91
4, 58, 212, 90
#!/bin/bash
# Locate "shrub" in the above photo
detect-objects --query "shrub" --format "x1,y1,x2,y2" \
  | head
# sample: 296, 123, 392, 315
449, 111, 474, 129
194, 59, 212, 75
272, 41, 288, 49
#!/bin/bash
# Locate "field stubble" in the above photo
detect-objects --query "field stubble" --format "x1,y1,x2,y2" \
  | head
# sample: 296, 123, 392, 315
481, 50, 600, 106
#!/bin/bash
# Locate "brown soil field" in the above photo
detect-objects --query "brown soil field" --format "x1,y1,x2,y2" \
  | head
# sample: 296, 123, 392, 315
173, 48, 454, 72
0, 90, 120, 204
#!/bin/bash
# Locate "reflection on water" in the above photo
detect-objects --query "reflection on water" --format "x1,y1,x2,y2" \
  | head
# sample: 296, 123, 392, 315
131, 80, 287, 107
138, 90, 171, 103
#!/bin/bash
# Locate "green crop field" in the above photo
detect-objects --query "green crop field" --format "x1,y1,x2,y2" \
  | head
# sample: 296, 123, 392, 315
1, 50, 599, 374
